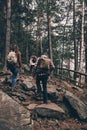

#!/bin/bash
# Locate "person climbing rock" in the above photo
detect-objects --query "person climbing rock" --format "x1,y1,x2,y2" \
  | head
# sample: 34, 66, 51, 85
34, 54, 55, 103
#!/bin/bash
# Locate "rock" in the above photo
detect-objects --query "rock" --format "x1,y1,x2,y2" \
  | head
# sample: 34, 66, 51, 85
22, 101, 30, 106
35, 103, 65, 119
22, 64, 30, 72
27, 103, 38, 110
64, 90, 87, 120
0, 90, 33, 130
21, 78, 34, 91
48, 85, 65, 102
0, 70, 11, 76
47, 85, 58, 102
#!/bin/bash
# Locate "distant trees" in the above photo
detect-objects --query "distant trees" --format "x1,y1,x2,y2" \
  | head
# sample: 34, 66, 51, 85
0, 0, 86, 76
0, 0, 7, 65
73, 0, 86, 73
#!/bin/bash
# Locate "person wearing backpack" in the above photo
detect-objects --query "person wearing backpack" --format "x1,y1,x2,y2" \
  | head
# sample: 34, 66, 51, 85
12, 44, 22, 89
7, 44, 22, 90
34, 54, 55, 103
7, 50, 17, 74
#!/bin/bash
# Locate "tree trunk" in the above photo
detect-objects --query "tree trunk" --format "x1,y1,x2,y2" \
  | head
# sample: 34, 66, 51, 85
36, 13, 41, 57
47, 0, 53, 60
85, 0, 87, 82
80, 0, 85, 73
73, 0, 78, 80
4, 0, 11, 70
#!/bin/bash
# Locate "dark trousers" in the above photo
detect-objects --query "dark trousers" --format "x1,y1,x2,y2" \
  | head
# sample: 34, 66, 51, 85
36, 75, 48, 103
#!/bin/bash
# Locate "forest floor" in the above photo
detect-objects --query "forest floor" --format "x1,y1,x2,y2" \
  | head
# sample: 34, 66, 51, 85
0, 72, 87, 130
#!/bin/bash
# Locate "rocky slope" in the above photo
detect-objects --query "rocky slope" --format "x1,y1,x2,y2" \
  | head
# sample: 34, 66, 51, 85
0, 71, 87, 130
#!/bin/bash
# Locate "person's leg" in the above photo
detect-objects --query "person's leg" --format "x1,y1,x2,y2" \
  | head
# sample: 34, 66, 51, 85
12, 67, 19, 88
42, 75, 48, 103
12, 74, 17, 88
36, 76, 41, 93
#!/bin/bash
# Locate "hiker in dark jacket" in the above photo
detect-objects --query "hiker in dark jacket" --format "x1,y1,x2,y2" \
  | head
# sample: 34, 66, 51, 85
34, 54, 55, 103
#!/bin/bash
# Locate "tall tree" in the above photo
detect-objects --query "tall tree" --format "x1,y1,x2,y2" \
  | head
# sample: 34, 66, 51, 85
36, 6, 42, 56
4, 0, 11, 70
0, 0, 7, 64
84, 0, 87, 81
73, 0, 78, 79
80, 0, 85, 72
47, 0, 53, 60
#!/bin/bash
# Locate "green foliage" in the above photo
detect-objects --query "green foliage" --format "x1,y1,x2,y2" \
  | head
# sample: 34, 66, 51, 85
0, 0, 86, 70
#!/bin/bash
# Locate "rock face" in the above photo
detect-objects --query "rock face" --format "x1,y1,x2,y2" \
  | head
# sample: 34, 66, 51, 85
64, 91, 87, 120
0, 72, 87, 130
0, 90, 32, 130
35, 103, 65, 119
27, 103, 65, 120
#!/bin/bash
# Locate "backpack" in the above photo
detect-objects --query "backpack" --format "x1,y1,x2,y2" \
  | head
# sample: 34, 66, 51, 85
37, 58, 50, 69
7, 51, 17, 64
7, 51, 17, 74
35, 57, 50, 75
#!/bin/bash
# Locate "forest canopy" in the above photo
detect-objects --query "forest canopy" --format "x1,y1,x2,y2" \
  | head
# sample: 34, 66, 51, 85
0, 0, 87, 75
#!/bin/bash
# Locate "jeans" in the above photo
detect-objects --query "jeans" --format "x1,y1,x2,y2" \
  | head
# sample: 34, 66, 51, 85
12, 67, 19, 88
36, 74, 48, 103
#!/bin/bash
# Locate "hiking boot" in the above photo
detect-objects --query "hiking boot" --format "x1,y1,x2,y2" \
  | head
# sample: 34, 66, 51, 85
34, 92, 43, 100
35, 92, 42, 97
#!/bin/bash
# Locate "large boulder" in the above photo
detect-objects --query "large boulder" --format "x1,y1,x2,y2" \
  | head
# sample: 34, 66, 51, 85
0, 90, 33, 130
35, 103, 65, 119
64, 90, 87, 120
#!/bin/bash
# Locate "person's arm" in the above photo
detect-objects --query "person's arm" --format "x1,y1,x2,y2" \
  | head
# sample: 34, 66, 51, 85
50, 60, 55, 69
49, 59, 55, 73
